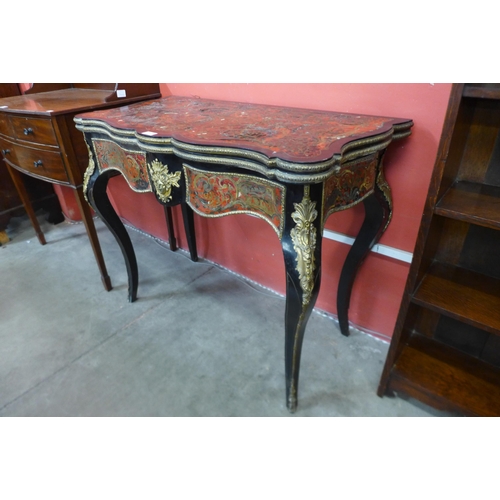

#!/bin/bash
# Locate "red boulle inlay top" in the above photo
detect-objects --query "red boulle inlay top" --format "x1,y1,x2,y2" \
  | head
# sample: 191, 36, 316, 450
76, 96, 411, 163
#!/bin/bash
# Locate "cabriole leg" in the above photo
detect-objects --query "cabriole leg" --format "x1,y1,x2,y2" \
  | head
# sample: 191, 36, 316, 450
337, 167, 392, 336
87, 170, 139, 302
281, 185, 322, 412
181, 202, 198, 262
163, 206, 177, 252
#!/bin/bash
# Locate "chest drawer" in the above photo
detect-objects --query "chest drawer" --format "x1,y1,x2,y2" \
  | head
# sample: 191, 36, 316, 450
0, 113, 12, 137
12, 143, 69, 182
0, 136, 18, 164
9, 115, 59, 147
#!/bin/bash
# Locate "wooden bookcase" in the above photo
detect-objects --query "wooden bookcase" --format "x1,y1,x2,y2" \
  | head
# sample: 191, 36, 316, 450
378, 83, 500, 416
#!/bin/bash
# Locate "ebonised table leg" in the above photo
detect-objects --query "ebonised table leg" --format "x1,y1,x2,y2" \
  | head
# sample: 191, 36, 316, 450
337, 167, 392, 336
281, 185, 322, 412
86, 170, 138, 302
181, 202, 198, 262
163, 206, 177, 252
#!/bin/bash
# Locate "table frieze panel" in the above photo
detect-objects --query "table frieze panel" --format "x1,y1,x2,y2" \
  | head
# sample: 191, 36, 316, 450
93, 138, 150, 192
323, 154, 378, 222
183, 163, 285, 237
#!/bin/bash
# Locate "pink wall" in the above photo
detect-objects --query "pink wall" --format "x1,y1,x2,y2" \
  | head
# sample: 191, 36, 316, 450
57, 83, 452, 340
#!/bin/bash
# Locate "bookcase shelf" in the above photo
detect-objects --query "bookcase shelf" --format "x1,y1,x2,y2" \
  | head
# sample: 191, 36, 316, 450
413, 263, 500, 335
378, 83, 500, 416
435, 181, 500, 229
390, 335, 500, 416
463, 84, 500, 100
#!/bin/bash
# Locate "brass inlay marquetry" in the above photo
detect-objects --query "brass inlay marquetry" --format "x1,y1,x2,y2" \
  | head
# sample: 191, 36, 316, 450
75, 118, 410, 185
322, 154, 378, 225
83, 140, 96, 202
377, 167, 393, 229
183, 164, 285, 237
291, 186, 318, 306
148, 159, 182, 203
92, 139, 151, 193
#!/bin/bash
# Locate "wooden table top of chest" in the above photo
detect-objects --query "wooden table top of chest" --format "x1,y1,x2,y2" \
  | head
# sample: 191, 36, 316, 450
0, 88, 162, 186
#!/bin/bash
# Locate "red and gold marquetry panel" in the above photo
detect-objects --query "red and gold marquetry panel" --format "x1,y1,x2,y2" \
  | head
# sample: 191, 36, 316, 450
184, 164, 285, 237
80, 97, 403, 164
93, 139, 150, 192
323, 154, 378, 222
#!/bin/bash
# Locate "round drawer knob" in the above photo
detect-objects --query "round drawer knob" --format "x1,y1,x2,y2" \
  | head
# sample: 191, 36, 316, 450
1, 149, 10, 155
33, 160, 43, 168
23, 127, 34, 135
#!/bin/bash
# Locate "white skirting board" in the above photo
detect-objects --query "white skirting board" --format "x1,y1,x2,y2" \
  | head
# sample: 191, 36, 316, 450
323, 229, 413, 264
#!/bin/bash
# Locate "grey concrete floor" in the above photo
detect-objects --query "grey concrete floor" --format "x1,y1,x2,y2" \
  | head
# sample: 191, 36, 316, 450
0, 211, 445, 417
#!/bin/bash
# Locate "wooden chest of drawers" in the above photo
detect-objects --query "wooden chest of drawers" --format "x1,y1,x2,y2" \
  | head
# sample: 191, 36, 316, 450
1, 133, 69, 183
0, 83, 161, 290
